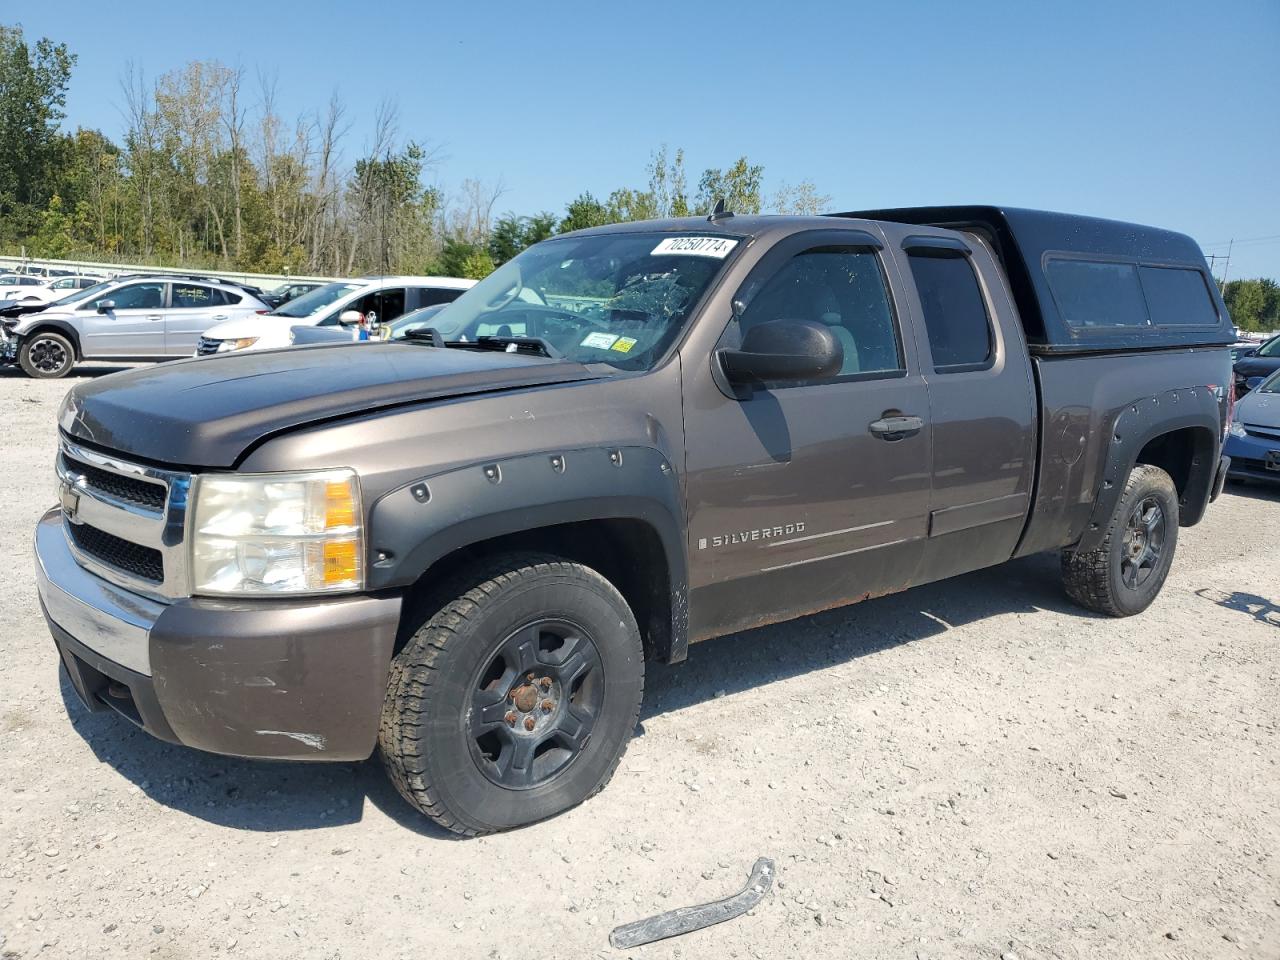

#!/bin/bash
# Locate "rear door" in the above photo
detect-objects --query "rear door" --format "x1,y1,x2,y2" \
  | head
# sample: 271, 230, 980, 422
166, 283, 233, 355
77, 281, 168, 357
883, 228, 1038, 584
681, 228, 933, 639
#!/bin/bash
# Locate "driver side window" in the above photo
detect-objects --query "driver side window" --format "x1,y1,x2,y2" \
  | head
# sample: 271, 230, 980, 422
85, 282, 165, 311
736, 247, 903, 382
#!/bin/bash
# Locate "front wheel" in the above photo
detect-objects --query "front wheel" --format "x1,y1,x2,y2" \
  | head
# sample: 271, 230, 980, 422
19, 332, 76, 379
1062, 464, 1179, 616
378, 554, 644, 835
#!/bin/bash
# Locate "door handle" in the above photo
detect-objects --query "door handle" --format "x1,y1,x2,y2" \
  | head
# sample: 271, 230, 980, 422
211, 314, 228, 321
869, 415, 924, 440
146, 315, 163, 321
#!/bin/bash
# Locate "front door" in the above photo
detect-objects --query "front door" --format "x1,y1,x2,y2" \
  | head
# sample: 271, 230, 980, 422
682, 232, 933, 641
77, 281, 168, 357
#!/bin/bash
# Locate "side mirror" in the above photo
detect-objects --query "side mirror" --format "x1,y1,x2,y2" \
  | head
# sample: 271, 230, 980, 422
338, 309, 364, 326
716, 319, 843, 397
96, 300, 116, 314
1236, 347, 1257, 359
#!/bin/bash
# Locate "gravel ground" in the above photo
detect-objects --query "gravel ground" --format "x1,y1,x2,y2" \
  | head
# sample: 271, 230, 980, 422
1, 363, 1277, 960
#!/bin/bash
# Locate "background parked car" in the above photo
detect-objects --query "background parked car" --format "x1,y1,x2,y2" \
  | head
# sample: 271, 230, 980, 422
288, 303, 448, 346
260, 280, 324, 309
0, 275, 270, 378
0, 273, 45, 291
1226, 368, 1280, 482
1233, 333, 1280, 396
196, 276, 475, 354
0, 275, 98, 307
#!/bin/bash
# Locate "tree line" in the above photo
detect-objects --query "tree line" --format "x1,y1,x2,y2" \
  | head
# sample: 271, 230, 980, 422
1221, 278, 1280, 333
0, 24, 828, 280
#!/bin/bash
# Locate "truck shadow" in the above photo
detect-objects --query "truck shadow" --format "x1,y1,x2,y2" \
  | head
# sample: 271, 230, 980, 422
60, 551, 1081, 837
641, 551, 1084, 721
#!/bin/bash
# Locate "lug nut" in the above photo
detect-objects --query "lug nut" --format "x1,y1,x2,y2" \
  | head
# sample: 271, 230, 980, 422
504, 711, 517, 727
523, 716, 536, 732
539, 677, 552, 689
541, 699, 554, 712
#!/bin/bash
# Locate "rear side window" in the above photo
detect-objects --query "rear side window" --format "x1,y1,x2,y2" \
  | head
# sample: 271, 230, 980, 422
1046, 259, 1148, 327
420, 287, 464, 307
1138, 266, 1218, 326
906, 251, 994, 370
173, 284, 214, 308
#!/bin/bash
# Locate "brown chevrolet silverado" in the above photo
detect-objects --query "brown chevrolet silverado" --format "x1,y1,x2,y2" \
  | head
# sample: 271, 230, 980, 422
35, 206, 1234, 834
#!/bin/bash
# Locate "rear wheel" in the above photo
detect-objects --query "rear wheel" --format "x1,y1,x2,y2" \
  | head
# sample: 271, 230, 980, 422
19, 332, 75, 379
1062, 464, 1179, 616
378, 554, 644, 835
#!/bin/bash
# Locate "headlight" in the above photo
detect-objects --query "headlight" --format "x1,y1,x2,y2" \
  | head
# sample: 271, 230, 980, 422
1228, 420, 1247, 438
216, 337, 258, 352
190, 469, 363, 595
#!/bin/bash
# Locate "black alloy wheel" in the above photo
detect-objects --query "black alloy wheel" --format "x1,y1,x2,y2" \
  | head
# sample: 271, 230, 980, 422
468, 619, 604, 790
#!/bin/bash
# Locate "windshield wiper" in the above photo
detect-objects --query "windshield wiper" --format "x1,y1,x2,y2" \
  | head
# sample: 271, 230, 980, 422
402, 329, 562, 359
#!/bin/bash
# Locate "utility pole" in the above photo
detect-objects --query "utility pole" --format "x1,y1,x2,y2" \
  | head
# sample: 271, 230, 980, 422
1220, 239, 1234, 287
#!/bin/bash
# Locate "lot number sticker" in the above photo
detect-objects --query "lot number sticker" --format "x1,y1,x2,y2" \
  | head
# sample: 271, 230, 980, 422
580, 332, 619, 350
651, 236, 739, 259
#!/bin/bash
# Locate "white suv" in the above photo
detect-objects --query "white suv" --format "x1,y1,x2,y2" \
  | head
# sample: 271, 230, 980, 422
195, 276, 475, 355
0, 275, 270, 378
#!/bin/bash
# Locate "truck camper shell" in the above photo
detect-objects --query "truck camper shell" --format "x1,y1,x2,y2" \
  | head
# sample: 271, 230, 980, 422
837, 205, 1233, 355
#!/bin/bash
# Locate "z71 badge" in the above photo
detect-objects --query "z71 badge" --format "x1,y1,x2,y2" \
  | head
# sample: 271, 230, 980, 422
698, 522, 805, 550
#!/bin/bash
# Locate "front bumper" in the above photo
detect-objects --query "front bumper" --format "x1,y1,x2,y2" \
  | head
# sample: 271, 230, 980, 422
1224, 433, 1280, 483
35, 507, 403, 760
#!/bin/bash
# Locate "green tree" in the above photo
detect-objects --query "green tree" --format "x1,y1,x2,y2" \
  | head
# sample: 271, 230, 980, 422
0, 25, 75, 236
695, 156, 764, 215
558, 192, 611, 233
488, 210, 556, 265
437, 238, 494, 279
1223, 279, 1269, 332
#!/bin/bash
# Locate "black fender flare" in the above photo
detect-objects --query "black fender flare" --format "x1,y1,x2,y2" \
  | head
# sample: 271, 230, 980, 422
18, 320, 82, 359
1076, 386, 1220, 552
366, 444, 689, 662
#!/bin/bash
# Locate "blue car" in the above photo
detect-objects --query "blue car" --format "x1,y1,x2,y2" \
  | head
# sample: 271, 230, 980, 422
1225, 368, 1280, 482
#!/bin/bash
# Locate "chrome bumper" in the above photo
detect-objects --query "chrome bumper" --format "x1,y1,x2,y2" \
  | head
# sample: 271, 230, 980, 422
33, 507, 163, 676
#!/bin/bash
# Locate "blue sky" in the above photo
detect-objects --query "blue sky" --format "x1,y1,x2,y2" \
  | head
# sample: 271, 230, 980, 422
16, 0, 1280, 278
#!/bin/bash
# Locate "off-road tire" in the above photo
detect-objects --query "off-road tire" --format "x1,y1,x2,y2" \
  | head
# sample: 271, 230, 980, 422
1062, 464, 1179, 617
378, 553, 644, 836
18, 331, 76, 379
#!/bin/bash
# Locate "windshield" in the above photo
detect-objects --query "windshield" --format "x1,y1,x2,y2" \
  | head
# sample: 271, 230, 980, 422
269, 281, 361, 318
1256, 336, 1280, 358
388, 305, 446, 337
426, 232, 738, 369
54, 280, 113, 306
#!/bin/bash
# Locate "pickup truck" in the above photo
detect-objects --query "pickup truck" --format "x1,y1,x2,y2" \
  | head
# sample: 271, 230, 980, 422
35, 206, 1234, 835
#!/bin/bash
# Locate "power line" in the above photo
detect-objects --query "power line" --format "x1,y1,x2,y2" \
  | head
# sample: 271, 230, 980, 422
1202, 233, 1280, 248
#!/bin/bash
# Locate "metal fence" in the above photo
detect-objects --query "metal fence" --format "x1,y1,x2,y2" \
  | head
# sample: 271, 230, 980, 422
0, 253, 338, 288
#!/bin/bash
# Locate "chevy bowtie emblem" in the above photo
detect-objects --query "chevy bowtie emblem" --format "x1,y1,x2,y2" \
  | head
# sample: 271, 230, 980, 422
59, 477, 84, 524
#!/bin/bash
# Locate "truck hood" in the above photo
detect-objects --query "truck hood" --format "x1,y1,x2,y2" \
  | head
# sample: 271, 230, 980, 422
60, 342, 605, 467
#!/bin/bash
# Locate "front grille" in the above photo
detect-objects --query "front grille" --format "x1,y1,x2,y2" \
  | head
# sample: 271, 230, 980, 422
196, 336, 221, 356
62, 454, 166, 511
68, 522, 164, 583
1244, 424, 1280, 441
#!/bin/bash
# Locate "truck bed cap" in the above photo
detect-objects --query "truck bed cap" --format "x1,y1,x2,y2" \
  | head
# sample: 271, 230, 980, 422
837, 205, 1233, 355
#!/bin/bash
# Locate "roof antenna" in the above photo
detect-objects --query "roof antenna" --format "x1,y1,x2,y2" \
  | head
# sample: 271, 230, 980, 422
708, 197, 734, 222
